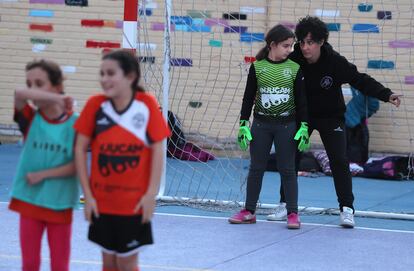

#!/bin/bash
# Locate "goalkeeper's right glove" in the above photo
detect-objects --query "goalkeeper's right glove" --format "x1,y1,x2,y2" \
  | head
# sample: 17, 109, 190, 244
237, 120, 252, 151
294, 122, 310, 152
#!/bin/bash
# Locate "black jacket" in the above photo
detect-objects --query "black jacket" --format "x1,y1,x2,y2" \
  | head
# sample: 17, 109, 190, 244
289, 42, 393, 119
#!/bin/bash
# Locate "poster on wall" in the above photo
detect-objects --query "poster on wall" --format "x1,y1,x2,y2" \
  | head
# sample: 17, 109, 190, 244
65, 0, 88, 6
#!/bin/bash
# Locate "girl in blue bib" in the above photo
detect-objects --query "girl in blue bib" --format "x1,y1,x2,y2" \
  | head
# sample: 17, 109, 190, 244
9, 59, 79, 271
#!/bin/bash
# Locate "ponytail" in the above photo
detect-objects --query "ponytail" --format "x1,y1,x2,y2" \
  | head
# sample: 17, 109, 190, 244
255, 46, 269, 61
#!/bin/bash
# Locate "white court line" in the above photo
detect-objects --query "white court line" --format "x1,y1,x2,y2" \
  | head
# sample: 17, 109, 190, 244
0, 254, 209, 271
155, 212, 414, 234
1, 201, 413, 234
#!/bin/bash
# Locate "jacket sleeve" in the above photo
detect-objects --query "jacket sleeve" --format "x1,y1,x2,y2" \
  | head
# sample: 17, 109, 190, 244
336, 54, 393, 102
240, 64, 258, 121
293, 68, 308, 123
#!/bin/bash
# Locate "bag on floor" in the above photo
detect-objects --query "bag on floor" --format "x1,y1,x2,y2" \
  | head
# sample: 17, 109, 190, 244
266, 152, 321, 173
359, 156, 413, 180
168, 142, 215, 162
167, 110, 186, 156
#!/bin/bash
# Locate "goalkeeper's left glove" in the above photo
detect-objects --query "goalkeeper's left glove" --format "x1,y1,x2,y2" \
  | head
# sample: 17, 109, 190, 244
294, 122, 310, 152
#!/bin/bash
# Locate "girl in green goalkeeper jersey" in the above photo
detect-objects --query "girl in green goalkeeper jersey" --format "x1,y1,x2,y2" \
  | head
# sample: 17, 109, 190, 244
229, 24, 309, 229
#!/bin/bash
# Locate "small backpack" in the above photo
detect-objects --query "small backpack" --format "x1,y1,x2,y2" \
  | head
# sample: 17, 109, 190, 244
167, 110, 186, 157
359, 156, 414, 180
266, 152, 321, 173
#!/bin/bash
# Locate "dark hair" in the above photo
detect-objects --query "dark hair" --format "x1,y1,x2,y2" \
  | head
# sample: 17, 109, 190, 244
295, 16, 329, 43
102, 50, 144, 92
25, 59, 64, 87
256, 24, 295, 60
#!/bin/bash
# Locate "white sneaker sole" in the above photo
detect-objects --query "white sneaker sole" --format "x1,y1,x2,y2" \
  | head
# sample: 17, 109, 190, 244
340, 221, 355, 228
266, 215, 287, 221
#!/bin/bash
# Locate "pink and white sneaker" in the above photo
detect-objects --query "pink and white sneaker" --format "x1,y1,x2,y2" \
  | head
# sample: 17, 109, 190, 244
287, 212, 301, 229
228, 209, 256, 224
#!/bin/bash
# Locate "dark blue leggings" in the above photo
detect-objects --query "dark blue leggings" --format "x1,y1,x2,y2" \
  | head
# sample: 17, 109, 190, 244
245, 118, 298, 213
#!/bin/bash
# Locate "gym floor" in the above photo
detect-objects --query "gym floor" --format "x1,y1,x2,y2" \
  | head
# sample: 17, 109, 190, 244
1, 143, 413, 271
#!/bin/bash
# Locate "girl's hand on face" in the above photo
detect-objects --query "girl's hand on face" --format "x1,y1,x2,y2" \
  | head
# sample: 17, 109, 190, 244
134, 193, 156, 223
26, 171, 46, 185
60, 95, 74, 112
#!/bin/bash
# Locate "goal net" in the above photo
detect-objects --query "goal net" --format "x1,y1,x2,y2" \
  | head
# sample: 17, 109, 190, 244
135, 0, 414, 217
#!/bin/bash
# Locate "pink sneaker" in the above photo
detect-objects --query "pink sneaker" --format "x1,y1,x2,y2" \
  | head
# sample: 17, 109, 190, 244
287, 212, 301, 229
228, 209, 256, 224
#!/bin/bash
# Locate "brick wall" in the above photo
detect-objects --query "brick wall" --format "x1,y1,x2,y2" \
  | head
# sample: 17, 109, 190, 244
0, 0, 413, 154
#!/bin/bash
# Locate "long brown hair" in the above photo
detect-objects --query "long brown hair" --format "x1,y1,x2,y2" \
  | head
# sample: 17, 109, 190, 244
256, 24, 295, 61
102, 50, 144, 92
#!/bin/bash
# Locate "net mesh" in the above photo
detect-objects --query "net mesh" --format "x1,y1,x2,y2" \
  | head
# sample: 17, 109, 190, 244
135, 0, 414, 216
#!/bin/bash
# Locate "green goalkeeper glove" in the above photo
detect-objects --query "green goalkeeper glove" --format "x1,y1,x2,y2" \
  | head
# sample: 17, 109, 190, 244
237, 120, 252, 151
294, 122, 310, 152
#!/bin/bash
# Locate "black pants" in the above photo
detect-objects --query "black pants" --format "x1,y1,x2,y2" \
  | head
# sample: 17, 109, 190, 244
279, 118, 354, 211
246, 118, 298, 213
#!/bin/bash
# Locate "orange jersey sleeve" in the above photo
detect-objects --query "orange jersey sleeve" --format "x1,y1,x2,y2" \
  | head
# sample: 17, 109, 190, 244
74, 95, 107, 138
